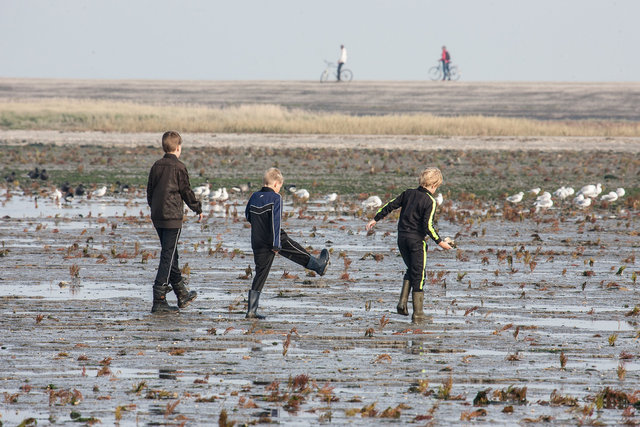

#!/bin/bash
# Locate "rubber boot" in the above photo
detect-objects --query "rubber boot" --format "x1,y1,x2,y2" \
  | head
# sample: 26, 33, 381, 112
411, 291, 431, 324
172, 278, 197, 309
246, 290, 266, 319
306, 249, 330, 276
151, 284, 179, 313
397, 280, 410, 316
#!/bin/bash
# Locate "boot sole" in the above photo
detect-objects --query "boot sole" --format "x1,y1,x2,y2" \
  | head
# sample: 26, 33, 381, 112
151, 307, 179, 314
318, 251, 330, 276
245, 313, 266, 319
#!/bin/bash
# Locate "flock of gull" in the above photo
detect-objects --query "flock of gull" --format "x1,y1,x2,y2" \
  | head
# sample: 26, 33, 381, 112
506, 183, 626, 210
5, 168, 628, 214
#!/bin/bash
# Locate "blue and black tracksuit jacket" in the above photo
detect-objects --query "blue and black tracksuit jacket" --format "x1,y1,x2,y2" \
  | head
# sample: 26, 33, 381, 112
245, 187, 283, 251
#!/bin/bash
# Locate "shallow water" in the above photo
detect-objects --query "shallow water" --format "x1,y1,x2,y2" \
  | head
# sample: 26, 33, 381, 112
1, 194, 639, 425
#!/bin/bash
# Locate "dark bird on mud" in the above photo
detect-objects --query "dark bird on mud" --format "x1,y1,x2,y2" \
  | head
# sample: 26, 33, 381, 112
28, 167, 40, 179
39, 169, 49, 181
4, 171, 16, 182
60, 182, 72, 194
284, 184, 297, 193
75, 184, 86, 196
114, 181, 130, 193
60, 182, 74, 202
231, 182, 252, 193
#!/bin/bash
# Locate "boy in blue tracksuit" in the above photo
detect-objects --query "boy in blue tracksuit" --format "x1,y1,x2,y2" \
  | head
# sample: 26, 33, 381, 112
244, 167, 330, 319
366, 167, 452, 324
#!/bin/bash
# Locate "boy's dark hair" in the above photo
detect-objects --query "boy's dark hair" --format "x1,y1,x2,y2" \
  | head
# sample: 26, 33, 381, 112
162, 131, 182, 153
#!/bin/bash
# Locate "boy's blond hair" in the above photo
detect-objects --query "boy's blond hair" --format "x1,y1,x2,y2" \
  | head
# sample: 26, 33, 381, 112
263, 167, 284, 186
162, 131, 182, 153
419, 167, 443, 188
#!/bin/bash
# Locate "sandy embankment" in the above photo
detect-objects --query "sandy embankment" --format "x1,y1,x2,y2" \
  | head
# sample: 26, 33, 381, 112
2, 130, 640, 152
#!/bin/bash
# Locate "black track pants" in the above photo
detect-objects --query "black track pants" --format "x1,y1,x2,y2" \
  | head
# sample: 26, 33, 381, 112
251, 230, 311, 292
154, 227, 183, 286
398, 234, 427, 292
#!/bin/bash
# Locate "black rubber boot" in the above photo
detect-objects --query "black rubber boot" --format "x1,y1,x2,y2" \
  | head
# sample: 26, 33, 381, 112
305, 249, 330, 276
397, 280, 410, 316
411, 291, 432, 324
246, 290, 265, 319
151, 284, 179, 313
172, 278, 197, 309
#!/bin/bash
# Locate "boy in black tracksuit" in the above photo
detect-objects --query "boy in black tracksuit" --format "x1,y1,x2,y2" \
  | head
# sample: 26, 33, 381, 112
147, 131, 202, 313
244, 167, 330, 319
366, 167, 452, 324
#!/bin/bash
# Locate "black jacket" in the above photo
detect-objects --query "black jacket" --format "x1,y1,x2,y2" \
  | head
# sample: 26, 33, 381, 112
374, 186, 442, 243
147, 153, 201, 228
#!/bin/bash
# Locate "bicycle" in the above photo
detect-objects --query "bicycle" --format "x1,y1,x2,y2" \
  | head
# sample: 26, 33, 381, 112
320, 60, 353, 82
428, 61, 461, 81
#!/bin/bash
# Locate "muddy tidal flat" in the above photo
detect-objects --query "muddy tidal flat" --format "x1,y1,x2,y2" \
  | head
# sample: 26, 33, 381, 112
1, 78, 640, 425
1, 164, 639, 425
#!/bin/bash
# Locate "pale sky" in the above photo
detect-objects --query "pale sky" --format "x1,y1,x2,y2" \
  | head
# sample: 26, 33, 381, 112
1, 0, 638, 81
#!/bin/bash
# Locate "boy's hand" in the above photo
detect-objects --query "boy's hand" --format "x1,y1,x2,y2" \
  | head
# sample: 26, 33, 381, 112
197, 213, 204, 223
365, 220, 377, 231
439, 241, 453, 250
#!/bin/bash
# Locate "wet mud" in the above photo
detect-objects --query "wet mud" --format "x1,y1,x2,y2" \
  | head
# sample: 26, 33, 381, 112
1, 189, 639, 425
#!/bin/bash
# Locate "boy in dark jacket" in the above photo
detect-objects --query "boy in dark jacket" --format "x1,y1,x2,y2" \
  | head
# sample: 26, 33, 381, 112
147, 131, 202, 313
244, 167, 330, 319
366, 167, 452, 324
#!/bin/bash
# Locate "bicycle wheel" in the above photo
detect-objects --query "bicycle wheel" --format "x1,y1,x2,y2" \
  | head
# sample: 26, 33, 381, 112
428, 66, 442, 81
448, 65, 461, 81
320, 70, 330, 83
340, 69, 353, 82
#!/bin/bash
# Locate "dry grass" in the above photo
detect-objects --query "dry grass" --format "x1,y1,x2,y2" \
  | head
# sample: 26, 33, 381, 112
1, 98, 640, 137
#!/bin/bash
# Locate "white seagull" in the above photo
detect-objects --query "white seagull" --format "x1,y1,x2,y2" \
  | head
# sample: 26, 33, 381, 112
92, 186, 107, 197
362, 196, 382, 209
506, 192, 524, 203
577, 183, 602, 198
323, 193, 338, 203
574, 194, 592, 208
534, 198, 553, 210
434, 193, 444, 205
294, 189, 310, 200
210, 187, 222, 201
536, 191, 552, 202
615, 187, 625, 198
528, 187, 541, 195
51, 188, 63, 201
219, 188, 229, 202
193, 183, 210, 199
553, 186, 575, 200
600, 191, 618, 202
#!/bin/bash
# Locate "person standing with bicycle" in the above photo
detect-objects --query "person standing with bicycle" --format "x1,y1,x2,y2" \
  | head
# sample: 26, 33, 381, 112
337, 44, 347, 81
441, 46, 451, 81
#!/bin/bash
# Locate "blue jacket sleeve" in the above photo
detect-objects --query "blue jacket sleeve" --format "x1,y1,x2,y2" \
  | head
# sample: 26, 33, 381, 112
272, 193, 282, 249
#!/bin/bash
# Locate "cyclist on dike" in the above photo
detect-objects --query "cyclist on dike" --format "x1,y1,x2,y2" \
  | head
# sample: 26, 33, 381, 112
337, 44, 347, 81
441, 46, 451, 81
